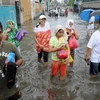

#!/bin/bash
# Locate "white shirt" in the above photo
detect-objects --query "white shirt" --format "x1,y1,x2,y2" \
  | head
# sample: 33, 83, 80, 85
87, 30, 100, 62
56, 8, 58, 14
87, 16, 95, 29
34, 21, 50, 32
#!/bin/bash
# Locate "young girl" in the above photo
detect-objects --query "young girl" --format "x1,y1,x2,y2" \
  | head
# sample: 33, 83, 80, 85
49, 25, 70, 81
3, 20, 20, 52
66, 19, 79, 67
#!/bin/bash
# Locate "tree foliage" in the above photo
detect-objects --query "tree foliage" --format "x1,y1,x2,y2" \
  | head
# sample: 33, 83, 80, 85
68, 0, 75, 6
50, 0, 52, 2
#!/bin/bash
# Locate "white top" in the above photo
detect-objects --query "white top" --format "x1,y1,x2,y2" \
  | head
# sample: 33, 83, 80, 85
87, 16, 95, 29
87, 30, 100, 63
34, 21, 50, 32
56, 8, 58, 14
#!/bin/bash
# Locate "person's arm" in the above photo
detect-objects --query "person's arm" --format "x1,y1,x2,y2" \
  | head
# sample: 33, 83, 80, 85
65, 43, 70, 62
33, 32, 43, 48
89, 21, 93, 24
12, 44, 23, 67
85, 47, 92, 61
49, 37, 65, 52
89, 16, 94, 24
49, 45, 62, 52
3, 28, 11, 40
67, 29, 79, 40
74, 29, 79, 40
15, 59, 23, 67
66, 43, 70, 57
3, 33, 8, 40
34, 32, 39, 44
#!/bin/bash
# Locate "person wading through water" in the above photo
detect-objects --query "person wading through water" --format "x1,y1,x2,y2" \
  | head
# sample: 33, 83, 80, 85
33, 15, 51, 68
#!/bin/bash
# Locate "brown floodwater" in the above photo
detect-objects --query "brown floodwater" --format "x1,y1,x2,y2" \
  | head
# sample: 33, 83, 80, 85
18, 11, 100, 100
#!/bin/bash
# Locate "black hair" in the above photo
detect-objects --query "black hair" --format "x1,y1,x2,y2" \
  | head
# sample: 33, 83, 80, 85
36, 22, 40, 28
0, 22, 3, 32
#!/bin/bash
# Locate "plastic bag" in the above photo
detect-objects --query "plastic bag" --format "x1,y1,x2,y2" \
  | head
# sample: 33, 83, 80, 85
68, 36, 78, 50
15, 29, 28, 41
57, 49, 68, 59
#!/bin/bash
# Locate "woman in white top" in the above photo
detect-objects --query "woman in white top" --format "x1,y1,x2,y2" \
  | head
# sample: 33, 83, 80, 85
34, 15, 51, 68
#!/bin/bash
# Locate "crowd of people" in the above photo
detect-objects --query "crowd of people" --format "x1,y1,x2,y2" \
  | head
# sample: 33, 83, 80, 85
0, 12, 100, 99
48, 7, 68, 18
34, 14, 100, 82
34, 15, 79, 81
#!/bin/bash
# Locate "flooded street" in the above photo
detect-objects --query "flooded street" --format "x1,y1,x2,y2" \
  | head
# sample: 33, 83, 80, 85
19, 11, 100, 100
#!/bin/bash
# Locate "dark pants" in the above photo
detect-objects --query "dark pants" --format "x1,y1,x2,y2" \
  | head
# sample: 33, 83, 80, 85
70, 49, 74, 59
4, 91, 22, 100
90, 62, 100, 75
38, 50, 48, 62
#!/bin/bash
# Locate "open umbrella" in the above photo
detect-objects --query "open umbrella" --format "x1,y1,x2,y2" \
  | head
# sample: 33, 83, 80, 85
91, 10, 100, 16
79, 9, 100, 22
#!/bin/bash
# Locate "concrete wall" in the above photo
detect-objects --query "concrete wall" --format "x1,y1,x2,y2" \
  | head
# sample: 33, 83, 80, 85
82, 1, 100, 9
20, 0, 46, 22
32, 0, 46, 19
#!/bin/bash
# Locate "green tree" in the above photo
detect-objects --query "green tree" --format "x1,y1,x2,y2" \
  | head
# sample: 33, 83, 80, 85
50, 0, 52, 2
68, 0, 75, 6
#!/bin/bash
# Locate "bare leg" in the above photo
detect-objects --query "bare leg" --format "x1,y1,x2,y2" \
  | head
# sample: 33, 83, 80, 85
60, 76, 65, 81
70, 61, 74, 67
90, 74, 96, 79
44, 62, 48, 68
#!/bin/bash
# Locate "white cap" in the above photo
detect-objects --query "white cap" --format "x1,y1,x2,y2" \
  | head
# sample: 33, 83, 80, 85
39, 15, 46, 19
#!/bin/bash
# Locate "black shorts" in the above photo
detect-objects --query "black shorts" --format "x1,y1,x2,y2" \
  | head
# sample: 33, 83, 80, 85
4, 91, 22, 100
55, 14, 58, 17
90, 62, 100, 75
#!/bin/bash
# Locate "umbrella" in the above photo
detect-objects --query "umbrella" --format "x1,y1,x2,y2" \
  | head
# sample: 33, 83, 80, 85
79, 9, 94, 22
79, 9, 100, 22
91, 10, 100, 16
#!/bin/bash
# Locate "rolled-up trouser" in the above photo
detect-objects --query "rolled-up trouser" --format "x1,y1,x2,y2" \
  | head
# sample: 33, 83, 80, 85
51, 60, 67, 77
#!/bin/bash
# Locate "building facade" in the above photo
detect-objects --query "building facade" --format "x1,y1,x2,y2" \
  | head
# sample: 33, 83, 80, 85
0, 0, 46, 26
82, 0, 100, 9
0, 0, 17, 29
20, 0, 31, 23
30, 0, 46, 19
